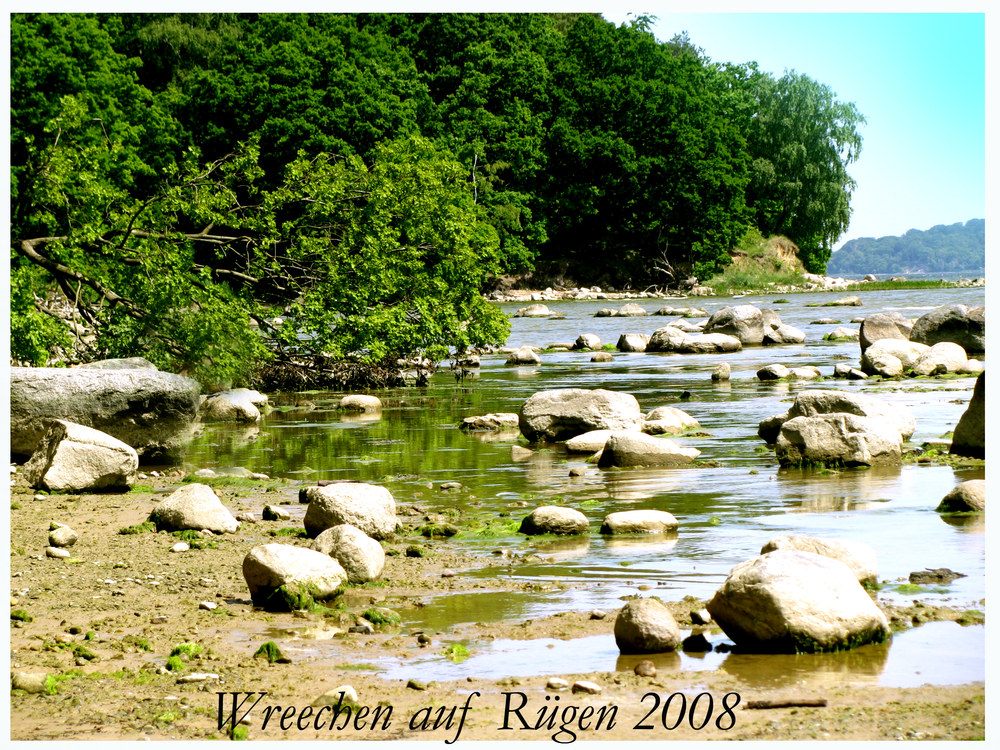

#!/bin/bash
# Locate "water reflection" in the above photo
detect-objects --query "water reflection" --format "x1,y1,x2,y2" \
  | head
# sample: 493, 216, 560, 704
603, 534, 679, 555
529, 537, 592, 559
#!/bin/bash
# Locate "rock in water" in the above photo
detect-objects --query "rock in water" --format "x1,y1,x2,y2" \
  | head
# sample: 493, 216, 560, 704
597, 431, 700, 468
760, 535, 878, 585
936, 479, 985, 512
858, 312, 912, 352
758, 389, 915, 444
708, 549, 891, 653
301, 483, 397, 540
10, 366, 200, 462
704, 305, 767, 345
519, 506, 588, 536
150, 483, 240, 534
23, 420, 138, 492
614, 598, 681, 653
518, 388, 643, 442
909, 304, 985, 353
600, 510, 679, 535
775, 414, 902, 467
951, 372, 985, 458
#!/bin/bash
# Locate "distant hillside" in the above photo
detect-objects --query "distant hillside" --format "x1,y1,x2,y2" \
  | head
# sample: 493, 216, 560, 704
827, 219, 984, 275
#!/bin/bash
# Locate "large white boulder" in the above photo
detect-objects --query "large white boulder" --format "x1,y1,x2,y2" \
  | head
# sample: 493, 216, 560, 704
708, 550, 891, 652
519, 388, 643, 442
23, 420, 138, 492
758, 389, 915, 444
301, 483, 397, 540
312, 524, 385, 583
704, 304, 767, 345
910, 342, 970, 376
860, 338, 929, 375
760, 535, 878, 585
151, 483, 240, 533
519, 506, 589, 536
601, 510, 678, 535
200, 390, 262, 423
614, 598, 681, 653
616, 333, 650, 352
564, 429, 617, 453
243, 543, 347, 608
597, 431, 700, 468
775, 414, 902, 467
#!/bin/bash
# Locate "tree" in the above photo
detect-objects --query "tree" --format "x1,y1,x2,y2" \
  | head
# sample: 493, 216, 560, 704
736, 67, 865, 272
11, 95, 509, 386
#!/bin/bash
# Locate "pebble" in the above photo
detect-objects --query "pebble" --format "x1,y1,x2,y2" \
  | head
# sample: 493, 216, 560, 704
439, 482, 463, 491
568, 467, 587, 477
151, 615, 168, 624
34, 494, 46, 501
546, 677, 570, 691
571, 680, 602, 695
261, 505, 290, 521
349, 620, 375, 635
441, 569, 456, 578
634, 660, 656, 677
312, 685, 358, 707
48, 525, 78, 547
406, 679, 427, 691
170, 542, 190, 553
236, 513, 258, 524
199, 601, 217, 611
45, 546, 71, 559
417, 634, 431, 646
690, 608, 712, 625
589, 610, 607, 620
176, 673, 219, 684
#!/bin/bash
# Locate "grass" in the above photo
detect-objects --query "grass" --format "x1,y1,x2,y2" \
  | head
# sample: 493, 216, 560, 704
442, 643, 470, 662
128, 484, 156, 494
458, 518, 522, 539
118, 520, 156, 535
267, 527, 307, 538
170, 642, 204, 659
11, 609, 33, 622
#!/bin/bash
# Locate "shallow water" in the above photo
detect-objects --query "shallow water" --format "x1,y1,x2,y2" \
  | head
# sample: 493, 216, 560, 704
182, 285, 985, 680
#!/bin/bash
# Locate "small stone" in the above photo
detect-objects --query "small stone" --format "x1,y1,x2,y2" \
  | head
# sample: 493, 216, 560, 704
571, 680, 602, 695
261, 505, 290, 521
170, 542, 190, 553
11, 672, 50, 694
690, 608, 712, 625
407, 679, 427, 691
546, 677, 570, 691
236, 513, 258, 524
45, 546, 71, 559
48, 526, 78, 548
441, 569, 456, 578
33, 494, 46, 502
349, 619, 375, 635
313, 685, 358, 707
417, 634, 431, 646
682, 631, 713, 653
151, 615, 168, 624
199, 601, 217, 611
439, 482, 462, 491
176, 673, 219, 684
634, 660, 656, 677
568, 467, 587, 477
589, 610, 607, 620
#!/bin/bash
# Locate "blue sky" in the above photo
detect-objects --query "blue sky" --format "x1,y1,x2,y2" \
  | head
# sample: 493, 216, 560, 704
600, 9, 987, 251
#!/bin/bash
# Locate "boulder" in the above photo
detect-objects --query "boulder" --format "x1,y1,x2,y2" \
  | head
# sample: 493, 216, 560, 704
758, 389, 915, 444
513, 304, 556, 318
909, 304, 985, 353
824, 326, 860, 342
75, 357, 158, 370
23, 420, 138, 492
574, 334, 601, 350
150, 483, 240, 534
600, 510, 678, 535
936, 479, 985, 512
614, 599, 681, 654
519, 506, 589, 536
596, 431, 700, 468
642, 406, 699, 435
830, 295, 862, 306
615, 303, 648, 317
775, 413, 902, 467
506, 347, 542, 366
564, 429, 616, 453
518, 388, 643, 442
704, 305, 766, 345
200, 390, 261, 423
910, 342, 970, 377
459, 413, 520, 431
859, 312, 912, 352
760, 535, 878, 585
301, 483, 397, 540
951, 372, 984, 458
594, 308, 615, 317
757, 364, 790, 381
676, 333, 742, 354
860, 338, 929, 376
708, 550, 891, 652
646, 326, 691, 352
312, 524, 385, 583
763, 323, 806, 345
339, 395, 382, 412
242, 543, 348, 608
711, 363, 731, 382
10, 367, 201, 462
616, 333, 650, 352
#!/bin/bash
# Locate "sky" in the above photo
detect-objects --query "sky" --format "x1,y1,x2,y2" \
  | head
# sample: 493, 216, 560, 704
598, 8, 988, 251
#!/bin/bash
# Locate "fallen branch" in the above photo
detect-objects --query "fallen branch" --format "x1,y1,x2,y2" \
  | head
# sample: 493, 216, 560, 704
746, 699, 828, 710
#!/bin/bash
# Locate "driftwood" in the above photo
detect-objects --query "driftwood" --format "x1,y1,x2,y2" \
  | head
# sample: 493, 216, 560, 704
746, 699, 828, 710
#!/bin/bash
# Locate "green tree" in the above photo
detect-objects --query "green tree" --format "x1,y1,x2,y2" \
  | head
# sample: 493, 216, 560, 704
735, 67, 865, 272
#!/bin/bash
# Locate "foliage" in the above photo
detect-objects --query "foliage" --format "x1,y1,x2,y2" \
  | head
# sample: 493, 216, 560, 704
828, 219, 985, 275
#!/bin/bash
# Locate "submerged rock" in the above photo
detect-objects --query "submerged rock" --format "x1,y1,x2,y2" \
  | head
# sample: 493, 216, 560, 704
600, 510, 678, 535
708, 549, 891, 653
519, 506, 589, 536
596, 431, 700, 468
